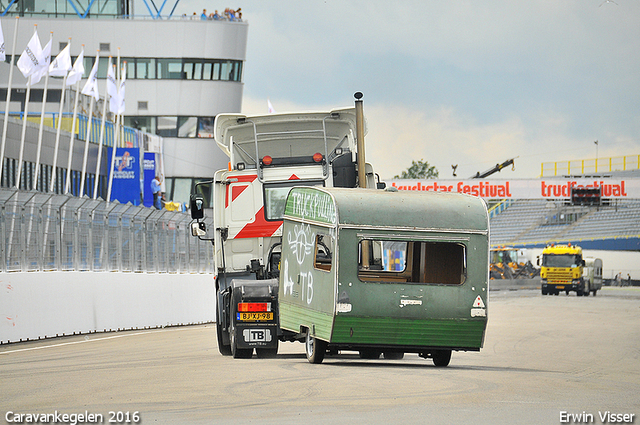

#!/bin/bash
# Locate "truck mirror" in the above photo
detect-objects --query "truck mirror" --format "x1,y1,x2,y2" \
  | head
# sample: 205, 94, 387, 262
191, 221, 207, 237
190, 194, 205, 220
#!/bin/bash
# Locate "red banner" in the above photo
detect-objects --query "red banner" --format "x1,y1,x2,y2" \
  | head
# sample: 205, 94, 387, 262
387, 178, 640, 199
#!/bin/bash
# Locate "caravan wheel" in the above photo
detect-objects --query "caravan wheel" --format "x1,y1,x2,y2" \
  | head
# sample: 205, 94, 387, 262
432, 350, 452, 367
305, 333, 327, 364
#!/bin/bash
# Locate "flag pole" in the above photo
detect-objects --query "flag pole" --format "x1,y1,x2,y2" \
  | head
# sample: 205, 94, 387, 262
49, 38, 71, 194
79, 49, 99, 197
16, 25, 39, 189
106, 48, 121, 204
0, 16, 19, 186
93, 56, 111, 199
64, 46, 84, 194
64, 79, 81, 194
33, 31, 53, 190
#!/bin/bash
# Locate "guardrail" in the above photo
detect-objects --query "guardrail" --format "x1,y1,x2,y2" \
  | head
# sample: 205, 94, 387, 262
0, 188, 214, 273
541, 154, 640, 177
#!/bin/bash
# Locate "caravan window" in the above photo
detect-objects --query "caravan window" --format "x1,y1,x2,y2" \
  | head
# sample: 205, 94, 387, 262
358, 240, 466, 285
314, 234, 334, 272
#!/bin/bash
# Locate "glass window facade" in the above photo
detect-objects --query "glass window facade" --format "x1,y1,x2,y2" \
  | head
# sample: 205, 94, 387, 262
124, 116, 218, 139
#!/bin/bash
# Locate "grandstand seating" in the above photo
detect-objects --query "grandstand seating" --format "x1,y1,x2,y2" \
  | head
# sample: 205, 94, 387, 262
490, 199, 640, 248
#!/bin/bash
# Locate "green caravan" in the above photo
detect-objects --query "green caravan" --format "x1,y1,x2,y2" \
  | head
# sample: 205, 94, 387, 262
279, 186, 490, 366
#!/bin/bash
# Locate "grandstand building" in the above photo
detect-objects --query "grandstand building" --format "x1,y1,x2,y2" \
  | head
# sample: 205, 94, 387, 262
491, 161, 640, 251
0, 0, 247, 205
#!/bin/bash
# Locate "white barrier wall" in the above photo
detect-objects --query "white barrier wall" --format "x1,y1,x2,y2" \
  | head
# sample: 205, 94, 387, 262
0, 272, 216, 344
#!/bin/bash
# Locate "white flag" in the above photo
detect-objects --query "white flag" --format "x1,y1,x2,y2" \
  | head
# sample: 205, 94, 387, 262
49, 43, 72, 77
0, 21, 6, 61
81, 53, 100, 101
30, 38, 52, 85
117, 64, 126, 115
66, 49, 85, 86
17, 31, 44, 79
107, 59, 119, 114
268, 99, 276, 114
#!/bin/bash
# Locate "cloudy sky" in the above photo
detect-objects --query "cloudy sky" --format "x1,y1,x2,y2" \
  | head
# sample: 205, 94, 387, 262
165, 0, 639, 180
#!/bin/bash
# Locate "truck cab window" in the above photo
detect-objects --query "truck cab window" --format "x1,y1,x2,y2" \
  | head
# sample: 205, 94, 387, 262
358, 240, 466, 285
263, 180, 324, 221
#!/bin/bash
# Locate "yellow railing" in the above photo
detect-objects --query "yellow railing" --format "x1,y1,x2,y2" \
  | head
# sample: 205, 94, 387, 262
541, 154, 640, 176
25, 116, 80, 134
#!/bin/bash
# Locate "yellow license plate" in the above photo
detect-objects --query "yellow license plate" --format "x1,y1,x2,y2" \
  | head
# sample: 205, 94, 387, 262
556, 286, 565, 289
238, 312, 273, 321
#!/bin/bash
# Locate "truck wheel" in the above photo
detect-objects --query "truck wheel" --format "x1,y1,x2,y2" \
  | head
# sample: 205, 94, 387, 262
432, 349, 452, 367
359, 349, 381, 359
305, 333, 327, 364
383, 351, 404, 360
216, 320, 232, 356
256, 342, 279, 359
230, 325, 253, 359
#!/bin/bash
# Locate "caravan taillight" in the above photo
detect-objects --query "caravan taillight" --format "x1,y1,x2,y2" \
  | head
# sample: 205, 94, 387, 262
262, 156, 273, 166
313, 153, 323, 163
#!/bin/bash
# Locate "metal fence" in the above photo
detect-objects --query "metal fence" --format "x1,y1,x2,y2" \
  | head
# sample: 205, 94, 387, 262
0, 188, 215, 273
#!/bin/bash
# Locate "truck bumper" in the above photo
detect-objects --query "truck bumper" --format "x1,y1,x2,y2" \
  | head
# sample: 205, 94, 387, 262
234, 323, 279, 349
541, 280, 583, 294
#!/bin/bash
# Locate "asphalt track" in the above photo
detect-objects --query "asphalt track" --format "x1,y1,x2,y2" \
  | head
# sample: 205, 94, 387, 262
2, 287, 639, 425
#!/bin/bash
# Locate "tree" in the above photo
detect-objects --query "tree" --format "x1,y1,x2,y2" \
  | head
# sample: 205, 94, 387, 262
393, 159, 439, 179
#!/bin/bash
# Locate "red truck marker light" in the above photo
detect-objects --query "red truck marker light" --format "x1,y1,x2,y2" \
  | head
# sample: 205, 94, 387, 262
238, 302, 271, 312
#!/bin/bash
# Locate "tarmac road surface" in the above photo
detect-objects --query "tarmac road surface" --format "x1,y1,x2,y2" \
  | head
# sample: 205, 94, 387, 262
1, 287, 639, 425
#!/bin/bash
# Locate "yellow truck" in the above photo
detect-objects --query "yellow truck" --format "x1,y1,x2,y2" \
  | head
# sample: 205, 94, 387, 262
540, 244, 602, 296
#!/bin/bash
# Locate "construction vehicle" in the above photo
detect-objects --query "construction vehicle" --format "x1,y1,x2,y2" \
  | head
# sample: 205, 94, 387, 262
490, 246, 538, 279
540, 244, 602, 296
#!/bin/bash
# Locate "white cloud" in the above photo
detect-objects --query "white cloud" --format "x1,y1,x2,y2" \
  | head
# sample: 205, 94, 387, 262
165, 0, 640, 178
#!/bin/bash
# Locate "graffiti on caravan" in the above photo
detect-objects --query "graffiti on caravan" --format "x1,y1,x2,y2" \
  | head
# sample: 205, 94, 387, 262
388, 179, 639, 199
286, 187, 336, 225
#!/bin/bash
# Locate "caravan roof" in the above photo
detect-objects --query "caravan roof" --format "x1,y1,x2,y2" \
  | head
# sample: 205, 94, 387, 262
284, 187, 489, 233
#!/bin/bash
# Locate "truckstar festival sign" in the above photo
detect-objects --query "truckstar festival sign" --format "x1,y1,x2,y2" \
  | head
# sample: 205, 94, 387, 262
388, 178, 640, 199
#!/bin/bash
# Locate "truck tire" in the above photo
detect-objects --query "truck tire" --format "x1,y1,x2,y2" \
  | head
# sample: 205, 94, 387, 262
432, 349, 452, 367
383, 351, 404, 360
359, 349, 381, 359
256, 342, 278, 359
216, 320, 232, 356
230, 326, 253, 359
305, 333, 327, 364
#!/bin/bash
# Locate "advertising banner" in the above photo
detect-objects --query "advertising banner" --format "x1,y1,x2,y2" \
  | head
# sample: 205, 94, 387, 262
109, 147, 140, 205
143, 152, 157, 208
387, 178, 640, 199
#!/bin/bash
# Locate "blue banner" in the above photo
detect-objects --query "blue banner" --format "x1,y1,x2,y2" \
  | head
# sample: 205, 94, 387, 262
109, 147, 140, 205
143, 152, 157, 208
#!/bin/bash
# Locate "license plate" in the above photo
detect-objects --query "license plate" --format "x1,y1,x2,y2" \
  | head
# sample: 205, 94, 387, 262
237, 312, 273, 321
556, 286, 565, 289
